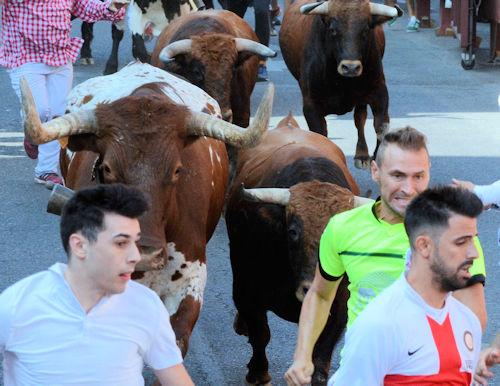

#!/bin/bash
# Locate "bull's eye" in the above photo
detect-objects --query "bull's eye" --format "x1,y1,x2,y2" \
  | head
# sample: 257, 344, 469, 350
103, 164, 111, 174
288, 226, 300, 243
328, 18, 339, 37
171, 165, 184, 183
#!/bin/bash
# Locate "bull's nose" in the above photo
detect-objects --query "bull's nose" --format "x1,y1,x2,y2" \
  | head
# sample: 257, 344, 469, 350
295, 281, 312, 302
338, 60, 363, 77
222, 109, 233, 123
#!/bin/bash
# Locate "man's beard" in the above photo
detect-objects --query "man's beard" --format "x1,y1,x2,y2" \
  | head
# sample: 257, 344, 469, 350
429, 250, 471, 292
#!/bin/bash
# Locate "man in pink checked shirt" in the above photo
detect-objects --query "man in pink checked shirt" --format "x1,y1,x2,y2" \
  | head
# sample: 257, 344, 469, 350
0, 0, 127, 188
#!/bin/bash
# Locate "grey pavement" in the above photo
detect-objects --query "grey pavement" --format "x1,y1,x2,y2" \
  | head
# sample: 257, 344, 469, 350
0, 0, 499, 385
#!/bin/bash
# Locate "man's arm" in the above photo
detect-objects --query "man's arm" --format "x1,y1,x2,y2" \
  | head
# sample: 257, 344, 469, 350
453, 282, 487, 331
154, 364, 194, 386
284, 266, 343, 386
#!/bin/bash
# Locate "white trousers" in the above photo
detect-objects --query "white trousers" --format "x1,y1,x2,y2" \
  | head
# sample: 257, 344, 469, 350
8, 62, 73, 177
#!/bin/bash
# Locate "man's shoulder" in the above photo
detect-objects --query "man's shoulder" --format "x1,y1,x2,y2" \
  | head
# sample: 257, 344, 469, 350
1, 269, 55, 300
328, 202, 375, 232
354, 278, 408, 326
123, 280, 163, 308
448, 295, 482, 332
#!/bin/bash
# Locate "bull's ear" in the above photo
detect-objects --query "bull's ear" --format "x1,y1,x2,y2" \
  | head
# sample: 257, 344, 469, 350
67, 133, 100, 153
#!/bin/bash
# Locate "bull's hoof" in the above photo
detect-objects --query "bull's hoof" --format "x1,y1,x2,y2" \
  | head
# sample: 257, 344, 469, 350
354, 157, 371, 170
78, 57, 94, 65
233, 312, 249, 336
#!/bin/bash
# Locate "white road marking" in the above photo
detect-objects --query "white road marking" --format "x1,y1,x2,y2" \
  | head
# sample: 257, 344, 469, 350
249, 112, 500, 157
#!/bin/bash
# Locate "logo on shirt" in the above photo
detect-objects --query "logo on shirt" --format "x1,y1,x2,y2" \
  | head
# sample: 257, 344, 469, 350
408, 346, 423, 356
463, 331, 474, 352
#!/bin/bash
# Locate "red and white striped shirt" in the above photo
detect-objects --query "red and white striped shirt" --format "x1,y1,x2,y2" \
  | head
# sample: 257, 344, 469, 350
0, 0, 125, 68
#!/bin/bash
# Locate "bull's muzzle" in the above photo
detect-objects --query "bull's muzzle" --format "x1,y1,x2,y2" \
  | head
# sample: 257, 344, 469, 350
338, 60, 363, 77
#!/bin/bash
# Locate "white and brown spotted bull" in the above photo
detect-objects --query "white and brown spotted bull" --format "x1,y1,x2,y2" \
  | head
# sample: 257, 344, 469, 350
225, 114, 371, 385
279, 0, 403, 169
151, 9, 276, 127
20, 62, 274, 358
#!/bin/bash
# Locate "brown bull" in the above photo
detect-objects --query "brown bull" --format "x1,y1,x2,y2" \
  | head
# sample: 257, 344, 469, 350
151, 9, 276, 126
279, 0, 402, 169
21, 76, 274, 358
226, 114, 371, 385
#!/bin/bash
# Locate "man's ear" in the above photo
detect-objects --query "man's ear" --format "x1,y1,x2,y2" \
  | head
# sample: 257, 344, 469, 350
414, 234, 433, 259
371, 159, 379, 183
69, 233, 88, 260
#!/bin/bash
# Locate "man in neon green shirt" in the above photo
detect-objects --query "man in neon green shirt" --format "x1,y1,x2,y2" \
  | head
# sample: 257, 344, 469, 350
284, 127, 487, 386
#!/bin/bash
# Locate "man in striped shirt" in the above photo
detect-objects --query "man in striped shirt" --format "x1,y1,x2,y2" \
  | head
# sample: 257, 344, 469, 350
0, 0, 126, 187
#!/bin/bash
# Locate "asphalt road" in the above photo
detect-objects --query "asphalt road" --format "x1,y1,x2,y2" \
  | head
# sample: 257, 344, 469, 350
0, 0, 499, 385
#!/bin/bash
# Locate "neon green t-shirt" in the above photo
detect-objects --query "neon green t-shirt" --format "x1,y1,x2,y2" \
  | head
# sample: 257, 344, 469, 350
319, 201, 486, 327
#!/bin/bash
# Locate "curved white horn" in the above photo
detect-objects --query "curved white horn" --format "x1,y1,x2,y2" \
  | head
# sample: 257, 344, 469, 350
369, 2, 401, 17
300, 1, 329, 15
158, 39, 193, 62
21, 77, 98, 144
186, 83, 274, 148
241, 186, 291, 206
234, 38, 277, 58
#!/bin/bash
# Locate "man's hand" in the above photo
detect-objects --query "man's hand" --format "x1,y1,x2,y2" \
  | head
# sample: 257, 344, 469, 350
108, 0, 129, 12
474, 347, 500, 386
284, 359, 314, 386
452, 178, 475, 192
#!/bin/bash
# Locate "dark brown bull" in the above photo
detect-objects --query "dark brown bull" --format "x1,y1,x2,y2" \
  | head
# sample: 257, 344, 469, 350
151, 9, 276, 126
21, 77, 274, 357
226, 114, 370, 385
279, 0, 402, 169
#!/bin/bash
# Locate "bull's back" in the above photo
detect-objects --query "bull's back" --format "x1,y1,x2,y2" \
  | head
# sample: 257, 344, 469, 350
151, 10, 258, 68
279, 0, 316, 80
234, 125, 359, 194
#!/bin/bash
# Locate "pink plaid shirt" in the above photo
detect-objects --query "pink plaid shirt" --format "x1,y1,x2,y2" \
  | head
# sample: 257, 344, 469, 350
0, 0, 125, 68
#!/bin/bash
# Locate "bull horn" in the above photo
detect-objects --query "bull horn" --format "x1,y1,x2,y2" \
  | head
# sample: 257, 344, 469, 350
186, 83, 274, 148
158, 39, 192, 62
47, 184, 75, 216
300, 1, 329, 15
369, 2, 402, 17
234, 38, 277, 58
241, 186, 291, 206
21, 77, 98, 144
353, 196, 374, 207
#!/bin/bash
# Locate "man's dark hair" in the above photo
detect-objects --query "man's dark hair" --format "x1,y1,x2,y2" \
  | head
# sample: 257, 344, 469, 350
60, 184, 149, 255
375, 126, 428, 166
404, 185, 483, 248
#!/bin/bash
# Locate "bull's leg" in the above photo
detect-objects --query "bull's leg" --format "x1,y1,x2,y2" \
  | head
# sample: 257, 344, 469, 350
303, 98, 328, 137
242, 310, 272, 385
169, 295, 202, 357
370, 88, 390, 161
311, 280, 349, 385
353, 104, 370, 170
132, 34, 151, 64
80, 22, 95, 65
104, 24, 124, 75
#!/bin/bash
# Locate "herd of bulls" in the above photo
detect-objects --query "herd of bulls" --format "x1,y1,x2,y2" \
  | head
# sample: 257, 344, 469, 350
21, 0, 402, 384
